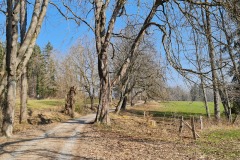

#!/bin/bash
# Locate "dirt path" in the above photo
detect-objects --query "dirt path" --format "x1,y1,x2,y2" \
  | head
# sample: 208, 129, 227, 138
0, 111, 208, 160
0, 114, 96, 160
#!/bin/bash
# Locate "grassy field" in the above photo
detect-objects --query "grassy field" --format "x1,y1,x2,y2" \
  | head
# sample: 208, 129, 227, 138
128, 101, 224, 119
16, 99, 65, 109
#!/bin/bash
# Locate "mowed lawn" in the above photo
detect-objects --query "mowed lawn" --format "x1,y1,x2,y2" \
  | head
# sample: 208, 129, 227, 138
159, 101, 224, 116
129, 101, 224, 119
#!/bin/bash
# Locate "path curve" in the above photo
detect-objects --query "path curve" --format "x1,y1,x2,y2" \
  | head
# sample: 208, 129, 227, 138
0, 113, 96, 160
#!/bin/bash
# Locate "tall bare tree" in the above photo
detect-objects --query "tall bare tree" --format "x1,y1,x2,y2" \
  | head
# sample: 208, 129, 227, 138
2, 0, 49, 137
66, 41, 98, 110
204, 1, 220, 120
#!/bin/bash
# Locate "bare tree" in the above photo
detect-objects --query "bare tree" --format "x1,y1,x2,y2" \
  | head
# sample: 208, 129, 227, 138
67, 41, 98, 110
2, 0, 49, 137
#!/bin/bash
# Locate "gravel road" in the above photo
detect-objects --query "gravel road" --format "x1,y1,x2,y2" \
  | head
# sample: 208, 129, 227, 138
0, 114, 96, 160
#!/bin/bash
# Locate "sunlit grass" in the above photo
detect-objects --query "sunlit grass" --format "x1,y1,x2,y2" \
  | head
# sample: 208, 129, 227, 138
198, 128, 240, 159
159, 101, 224, 116
16, 99, 65, 109
130, 101, 224, 119
16, 98, 97, 113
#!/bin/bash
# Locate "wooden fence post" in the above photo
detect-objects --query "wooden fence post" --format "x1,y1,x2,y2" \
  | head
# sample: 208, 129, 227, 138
191, 116, 197, 140
179, 116, 184, 135
200, 116, 203, 130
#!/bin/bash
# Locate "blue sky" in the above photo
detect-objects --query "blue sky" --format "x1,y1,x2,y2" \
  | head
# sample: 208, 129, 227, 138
0, 1, 192, 88
36, 4, 91, 53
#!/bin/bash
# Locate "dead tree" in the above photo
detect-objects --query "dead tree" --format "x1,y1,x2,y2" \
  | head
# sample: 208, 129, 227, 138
65, 86, 76, 118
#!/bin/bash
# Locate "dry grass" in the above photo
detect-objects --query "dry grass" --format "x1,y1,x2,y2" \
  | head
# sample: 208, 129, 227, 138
94, 101, 240, 159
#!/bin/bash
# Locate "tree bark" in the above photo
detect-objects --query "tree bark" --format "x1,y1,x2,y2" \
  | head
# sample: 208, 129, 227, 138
121, 96, 127, 111
90, 95, 94, 110
95, 54, 110, 124
2, 1, 20, 137
20, 67, 28, 124
19, 0, 28, 124
115, 76, 129, 114
116, 93, 124, 114
200, 79, 210, 118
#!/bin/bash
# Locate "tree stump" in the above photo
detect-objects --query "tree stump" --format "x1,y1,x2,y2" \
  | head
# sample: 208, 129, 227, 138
65, 86, 76, 118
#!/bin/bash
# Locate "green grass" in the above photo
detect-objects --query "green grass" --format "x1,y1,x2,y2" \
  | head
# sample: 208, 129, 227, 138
198, 129, 240, 159
28, 99, 65, 109
160, 101, 215, 114
16, 99, 64, 109
129, 101, 224, 119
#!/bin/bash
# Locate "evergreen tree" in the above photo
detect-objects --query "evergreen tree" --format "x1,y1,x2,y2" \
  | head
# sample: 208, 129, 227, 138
27, 42, 57, 98
42, 42, 57, 97
27, 45, 45, 98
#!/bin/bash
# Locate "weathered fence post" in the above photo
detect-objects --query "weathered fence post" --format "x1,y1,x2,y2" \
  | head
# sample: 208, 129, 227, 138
179, 116, 184, 135
200, 116, 203, 130
191, 116, 197, 140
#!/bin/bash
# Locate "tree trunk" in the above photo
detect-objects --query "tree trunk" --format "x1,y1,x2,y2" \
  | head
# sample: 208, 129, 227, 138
19, 0, 28, 124
90, 95, 94, 110
2, 0, 49, 136
116, 94, 124, 114
2, 0, 19, 137
204, 1, 220, 120
121, 96, 127, 111
95, 53, 110, 124
20, 67, 28, 124
200, 77, 210, 118
115, 76, 129, 114
94, 0, 162, 124
218, 81, 232, 121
